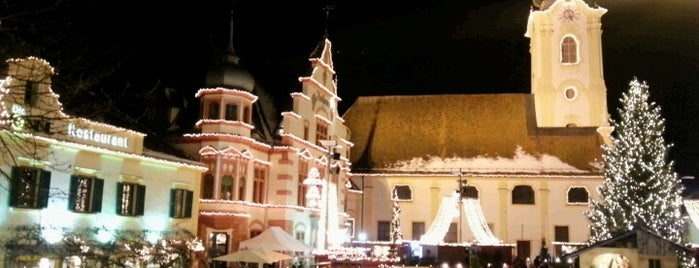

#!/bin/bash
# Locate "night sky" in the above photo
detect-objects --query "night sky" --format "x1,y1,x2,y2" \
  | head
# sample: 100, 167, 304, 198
8, 1, 699, 176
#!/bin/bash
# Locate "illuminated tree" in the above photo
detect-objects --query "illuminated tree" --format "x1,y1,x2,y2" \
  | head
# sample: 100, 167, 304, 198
585, 78, 690, 265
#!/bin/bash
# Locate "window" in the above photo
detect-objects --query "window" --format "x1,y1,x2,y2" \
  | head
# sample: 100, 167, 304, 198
516, 240, 531, 259
170, 188, 194, 218
315, 121, 328, 146
209, 232, 229, 264
116, 182, 145, 216
298, 160, 308, 206
250, 230, 262, 238
648, 259, 661, 268
564, 87, 577, 101
225, 103, 238, 121
392, 185, 412, 201
567, 186, 589, 204
221, 176, 233, 200
461, 185, 479, 199
252, 167, 266, 203
304, 121, 310, 140
554, 226, 569, 242
512, 185, 535, 204
444, 223, 457, 243
295, 231, 305, 241
25, 81, 38, 106
561, 36, 578, 64
412, 222, 425, 240
9, 166, 51, 209
243, 106, 251, 123
68, 175, 104, 213
202, 174, 214, 199
377, 221, 390, 241
208, 101, 220, 119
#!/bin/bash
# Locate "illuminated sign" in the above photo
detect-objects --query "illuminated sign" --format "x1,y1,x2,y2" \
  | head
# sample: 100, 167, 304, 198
67, 123, 128, 148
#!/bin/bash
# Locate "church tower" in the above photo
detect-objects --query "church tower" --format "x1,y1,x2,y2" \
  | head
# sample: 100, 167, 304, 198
526, 0, 609, 129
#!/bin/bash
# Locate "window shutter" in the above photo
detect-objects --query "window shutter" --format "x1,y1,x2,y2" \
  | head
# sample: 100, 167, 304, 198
92, 179, 104, 213
9, 166, 20, 207
116, 182, 124, 215
185, 190, 194, 218
169, 189, 177, 218
135, 184, 146, 216
68, 175, 79, 211
38, 170, 51, 208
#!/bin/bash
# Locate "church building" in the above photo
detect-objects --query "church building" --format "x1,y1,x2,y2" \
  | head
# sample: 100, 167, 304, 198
342, 0, 612, 261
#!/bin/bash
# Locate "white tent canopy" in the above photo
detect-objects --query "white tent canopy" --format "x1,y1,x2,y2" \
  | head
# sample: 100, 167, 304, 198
239, 226, 314, 252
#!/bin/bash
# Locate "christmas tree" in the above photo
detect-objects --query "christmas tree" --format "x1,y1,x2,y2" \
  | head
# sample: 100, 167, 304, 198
389, 189, 403, 259
585, 78, 685, 243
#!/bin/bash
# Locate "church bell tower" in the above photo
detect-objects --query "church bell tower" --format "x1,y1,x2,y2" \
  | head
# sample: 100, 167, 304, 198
526, 0, 610, 129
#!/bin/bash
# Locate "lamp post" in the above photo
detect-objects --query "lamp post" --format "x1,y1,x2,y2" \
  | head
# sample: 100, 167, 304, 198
319, 139, 340, 251
454, 169, 466, 244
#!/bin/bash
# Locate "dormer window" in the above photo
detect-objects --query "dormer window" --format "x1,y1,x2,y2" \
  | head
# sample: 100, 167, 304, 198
561, 36, 578, 64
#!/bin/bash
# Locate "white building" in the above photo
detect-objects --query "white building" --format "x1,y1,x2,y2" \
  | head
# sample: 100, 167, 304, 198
0, 57, 207, 267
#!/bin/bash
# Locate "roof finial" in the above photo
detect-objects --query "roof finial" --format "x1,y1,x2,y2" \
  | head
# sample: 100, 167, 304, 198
226, 10, 240, 65
322, 4, 335, 38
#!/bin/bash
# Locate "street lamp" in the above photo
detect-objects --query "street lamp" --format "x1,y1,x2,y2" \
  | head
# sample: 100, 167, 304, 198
454, 169, 467, 244
318, 139, 341, 251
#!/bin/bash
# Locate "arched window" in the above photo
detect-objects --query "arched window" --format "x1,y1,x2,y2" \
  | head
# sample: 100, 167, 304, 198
461, 185, 479, 199
512, 185, 535, 204
566, 186, 589, 205
561, 36, 578, 64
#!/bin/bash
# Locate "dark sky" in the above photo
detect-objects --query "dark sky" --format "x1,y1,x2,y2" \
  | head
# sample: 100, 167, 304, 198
92, 0, 699, 176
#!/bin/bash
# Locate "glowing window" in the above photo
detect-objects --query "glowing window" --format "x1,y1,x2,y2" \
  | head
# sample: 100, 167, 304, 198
9, 166, 51, 209
69, 175, 104, 213
116, 182, 145, 216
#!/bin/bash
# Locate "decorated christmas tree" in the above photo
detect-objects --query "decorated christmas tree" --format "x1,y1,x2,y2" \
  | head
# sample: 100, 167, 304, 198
389, 189, 403, 259
585, 78, 691, 265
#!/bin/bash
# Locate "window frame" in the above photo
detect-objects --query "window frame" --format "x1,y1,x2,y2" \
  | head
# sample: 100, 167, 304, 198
68, 174, 104, 213
170, 188, 194, 218
9, 166, 51, 209
560, 35, 578, 64
512, 185, 535, 205
116, 182, 146, 216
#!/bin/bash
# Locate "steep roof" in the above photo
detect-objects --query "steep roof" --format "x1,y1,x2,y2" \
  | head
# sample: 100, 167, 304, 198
342, 93, 604, 174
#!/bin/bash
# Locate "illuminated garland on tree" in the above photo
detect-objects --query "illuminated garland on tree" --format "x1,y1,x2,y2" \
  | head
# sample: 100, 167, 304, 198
584, 78, 692, 267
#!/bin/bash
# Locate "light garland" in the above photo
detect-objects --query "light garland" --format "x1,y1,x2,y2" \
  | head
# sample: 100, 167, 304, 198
199, 211, 251, 218
462, 198, 501, 245
194, 87, 258, 102
420, 193, 459, 244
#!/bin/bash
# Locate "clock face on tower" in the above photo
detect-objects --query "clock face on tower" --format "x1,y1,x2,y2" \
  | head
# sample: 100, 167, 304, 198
561, 7, 577, 22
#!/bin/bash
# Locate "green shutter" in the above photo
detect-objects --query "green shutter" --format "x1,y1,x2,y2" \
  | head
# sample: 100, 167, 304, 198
92, 179, 104, 213
169, 189, 177, 218
38, 170, 51, 208
116, 182, 124, 215
68, 175, 79, 211
135, 184, 146, 216
9, 166, 20, 207
185, 190, 193, 218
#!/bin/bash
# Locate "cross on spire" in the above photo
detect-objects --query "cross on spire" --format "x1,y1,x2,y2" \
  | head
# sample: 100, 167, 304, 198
322, 4, 335, 38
